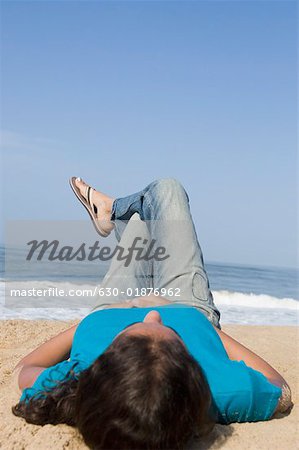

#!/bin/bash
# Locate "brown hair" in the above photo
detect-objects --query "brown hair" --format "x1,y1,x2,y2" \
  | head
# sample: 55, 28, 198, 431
13, 333, 214, 449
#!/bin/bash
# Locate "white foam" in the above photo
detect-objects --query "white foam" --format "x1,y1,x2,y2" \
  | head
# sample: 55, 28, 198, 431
213, 290, 298, 310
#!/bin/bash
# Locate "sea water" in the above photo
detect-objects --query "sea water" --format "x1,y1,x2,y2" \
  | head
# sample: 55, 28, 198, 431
0, 246, 298, 325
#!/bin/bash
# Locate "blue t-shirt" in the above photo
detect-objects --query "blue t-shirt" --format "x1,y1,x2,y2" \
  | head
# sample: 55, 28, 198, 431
20, 305, 281, 424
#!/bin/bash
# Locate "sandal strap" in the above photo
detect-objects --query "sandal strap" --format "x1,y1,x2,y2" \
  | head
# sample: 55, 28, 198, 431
84, 185, 89, 200
87, 186, 95, 214
82, 182, 96, 214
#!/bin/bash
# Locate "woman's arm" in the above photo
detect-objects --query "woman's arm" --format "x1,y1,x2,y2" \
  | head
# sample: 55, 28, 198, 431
213, 326, 287, 387
213, 326, 292, 413
15, 323, 78, 391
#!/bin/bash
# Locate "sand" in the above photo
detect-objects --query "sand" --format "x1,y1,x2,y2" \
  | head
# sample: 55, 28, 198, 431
0, 321, 298, 450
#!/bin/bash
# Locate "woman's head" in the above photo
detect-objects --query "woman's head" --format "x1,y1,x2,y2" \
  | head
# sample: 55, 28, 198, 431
13, 311, 214, 449
76, 313, 213, 449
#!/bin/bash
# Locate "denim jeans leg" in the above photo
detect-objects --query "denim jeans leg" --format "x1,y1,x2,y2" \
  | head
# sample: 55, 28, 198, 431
92, 213, 153, 310
109, 178, 220, 327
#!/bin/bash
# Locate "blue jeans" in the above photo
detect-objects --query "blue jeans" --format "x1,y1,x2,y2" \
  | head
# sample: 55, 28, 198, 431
93, 178, 221, 328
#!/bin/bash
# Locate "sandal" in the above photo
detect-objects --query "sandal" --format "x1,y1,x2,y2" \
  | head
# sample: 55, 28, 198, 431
69, 176, 113, 237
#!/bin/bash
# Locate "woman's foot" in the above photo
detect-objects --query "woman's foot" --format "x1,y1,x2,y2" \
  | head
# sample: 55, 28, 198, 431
73, 177, 115, 237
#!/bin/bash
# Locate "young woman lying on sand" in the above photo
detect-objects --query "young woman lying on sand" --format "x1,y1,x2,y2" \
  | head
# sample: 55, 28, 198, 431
12, 178, 292, 450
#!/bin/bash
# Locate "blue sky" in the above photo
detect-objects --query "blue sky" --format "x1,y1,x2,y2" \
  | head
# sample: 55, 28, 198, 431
1, 0, 297, 268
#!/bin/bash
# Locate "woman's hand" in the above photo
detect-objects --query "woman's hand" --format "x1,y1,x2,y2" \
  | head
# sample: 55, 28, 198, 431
131, 294, 172, 307
102, 295, 172, 309
102, 302, 136, 309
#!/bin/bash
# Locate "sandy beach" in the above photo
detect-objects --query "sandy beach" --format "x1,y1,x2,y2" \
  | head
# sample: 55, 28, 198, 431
0, 321, 298, 449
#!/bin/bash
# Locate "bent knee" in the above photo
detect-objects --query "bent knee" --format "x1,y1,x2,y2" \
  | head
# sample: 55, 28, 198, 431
154, 178, 187, 197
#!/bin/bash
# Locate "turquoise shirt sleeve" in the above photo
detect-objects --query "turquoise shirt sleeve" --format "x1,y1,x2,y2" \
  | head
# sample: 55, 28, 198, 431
20, 360, 83, 402
217, 361, 282, 424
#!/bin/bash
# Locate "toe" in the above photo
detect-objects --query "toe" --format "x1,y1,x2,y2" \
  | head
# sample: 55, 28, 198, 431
75, 178, 88, 198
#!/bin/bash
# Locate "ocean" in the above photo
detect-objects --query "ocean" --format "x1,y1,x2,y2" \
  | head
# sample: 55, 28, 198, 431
1, 246, 298, 325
